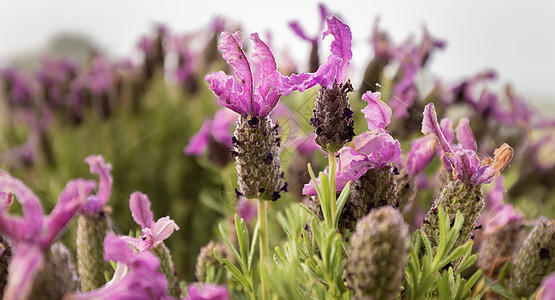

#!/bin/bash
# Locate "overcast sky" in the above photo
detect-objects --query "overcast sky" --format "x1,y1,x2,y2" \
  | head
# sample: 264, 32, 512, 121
1, 0, 554, 106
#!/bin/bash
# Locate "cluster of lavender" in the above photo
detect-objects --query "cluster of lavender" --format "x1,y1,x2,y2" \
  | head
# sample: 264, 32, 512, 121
0, 3, 554, 300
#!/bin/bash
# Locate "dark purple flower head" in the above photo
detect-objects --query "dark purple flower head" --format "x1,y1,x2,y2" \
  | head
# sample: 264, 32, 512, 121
185, 109, 238, 156
80, 155, 113, 215
282, 16, 353, 91
450, 69, 497, 106
0, 170, 95, 300
422, 103, 513, 185
184, 284, 229, 300
124, 192, 179, 252
0, 67, 34, 106
303, 94, 401, 196
206, 31, 289, 117
67, 232, 171, 300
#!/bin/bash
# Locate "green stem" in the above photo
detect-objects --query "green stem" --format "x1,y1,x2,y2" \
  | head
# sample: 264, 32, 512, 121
328, 152, 337, 226
258, 199, 269, 300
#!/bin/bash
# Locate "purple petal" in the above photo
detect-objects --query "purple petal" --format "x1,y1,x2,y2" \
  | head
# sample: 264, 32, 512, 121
0, 170, 44, 241
455, 118, 477, 151
205, 71, 249, 116
218, 31, 253, 114
151, 216, 179, 248
237, 198, 257, 224
211, 109, 237, 147
318, 3, 330, 28
251, 33, 278, 79
422, 103, 457, 167
407, 135, 436, 175
104, 232, 135, 264
185, 284, 230, 300
486, 176, 505, 211
185, 120, 213, 155
322, 16, 352, 83
361, 91, 391, 132
289, 22, 316, 43
484, 204, 524, 234
440, 118, 454, 144
539, 274, 555, 300
279, 55, 342, 92
129, 192, 155, 229
83, 155, 113, 214
350, 132, 402, 168
4, 244, 44, 300
42, 179, 96, 248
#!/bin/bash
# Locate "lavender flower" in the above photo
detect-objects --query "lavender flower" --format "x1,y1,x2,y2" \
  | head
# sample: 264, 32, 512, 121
205, 31, 287, 200
184, 284, 229, 300
419, 103, 513, 253
185, 108, 238, 167
77, 155, 114, 291
125, 192, 180, 296
0, 170, 95, 300
66, 232, 171, 300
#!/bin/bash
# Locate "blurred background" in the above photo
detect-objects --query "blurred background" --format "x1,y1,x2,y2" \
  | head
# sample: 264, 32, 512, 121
0, 0, 553, 283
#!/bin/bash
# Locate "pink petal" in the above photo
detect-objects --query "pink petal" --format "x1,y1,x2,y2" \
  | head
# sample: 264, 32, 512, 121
350, 132, 402, 168
361, 91, 391, 132
407, 135, 436, 175
322, 16, 352, 83
104, 232, 135, 264
289, 22, 316, 43
455, 118, 477, 151
185, 119, 212, 155
129, 192, 155, 229
205, 71, 249, 116
422, 103, 456, 167
211, 109, 237, 147
84, 155, 113, 213
185, 284, 230, 300
484, 204, 524, 234
151, 216, 179, 248
0, 191, 13, 211
4, 244, 44, 300
42, 179, 96, 248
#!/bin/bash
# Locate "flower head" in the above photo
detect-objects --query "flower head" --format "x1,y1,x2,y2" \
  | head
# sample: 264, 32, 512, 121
126, 192, 179, 252
66, 232, 171, 300
205, 31, 287, 117
0, 170, 95, 300
422, 103, 513, 185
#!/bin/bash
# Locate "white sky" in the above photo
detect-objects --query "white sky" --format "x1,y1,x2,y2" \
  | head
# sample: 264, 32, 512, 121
1, 0, 554, 106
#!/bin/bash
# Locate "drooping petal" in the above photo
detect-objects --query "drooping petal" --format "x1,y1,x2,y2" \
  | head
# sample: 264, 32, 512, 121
361, 91, 391, 132
406, 135, 436, 175
185, 284, 230, 300
322, 16, 352, 83
422, 103, 457, 167
129, 192, 155, 229
350, 132, 402, 169
205, 71, 248, 116
83, 155, 113, 214
151, 216, 179, 248
104, 232, 135, 265
184, 119, 212, 155
455, 118, 477, 151
0, 170, 44, 240
3, 244, 44, 300
42, 179, 96, 248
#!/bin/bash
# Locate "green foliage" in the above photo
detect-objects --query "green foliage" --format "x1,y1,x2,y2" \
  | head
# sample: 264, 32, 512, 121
404, 207, 484, 300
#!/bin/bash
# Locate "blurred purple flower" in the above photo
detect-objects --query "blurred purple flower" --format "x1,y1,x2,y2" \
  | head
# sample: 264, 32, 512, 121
237, 196, 257, 224
406, 135, 436, 175
185, 109, 238, 156
80, 155, 113, 215
539, 273, 555, 300
0, 67, 34, 107
0, 170, 95, 300
289, 3, 329, 45
124, 192, 179, 252
184, 284, 229, 300
85, 56, 113, 94
422, 103, 513, 185
66, 232, 171, 300
483, 204, 524, 235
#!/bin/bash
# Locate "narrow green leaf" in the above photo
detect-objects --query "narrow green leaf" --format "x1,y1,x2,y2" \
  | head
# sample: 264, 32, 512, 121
333, 181, 351, 228
218, 223, 242, 268
248, 220, 260, 270
214, 249, 252, 293
234, 215, 250, 272
307, 163, 324, 201
299, 203, 321, 222
462, 270, 482, 299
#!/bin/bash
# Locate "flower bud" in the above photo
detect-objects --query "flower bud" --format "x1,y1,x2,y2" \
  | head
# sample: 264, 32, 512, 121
509, 218, 555, 297
347, 206, 409, 299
